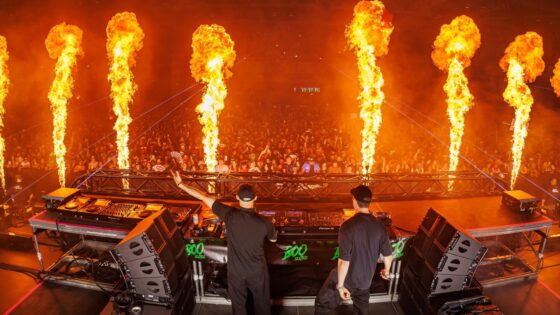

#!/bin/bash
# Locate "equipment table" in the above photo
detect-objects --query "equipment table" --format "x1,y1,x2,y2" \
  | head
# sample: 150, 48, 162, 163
376, 196, 554, 286
28, 211, 129, 272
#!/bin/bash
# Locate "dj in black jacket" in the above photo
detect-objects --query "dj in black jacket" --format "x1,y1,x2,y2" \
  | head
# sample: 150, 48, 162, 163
315, 185, 393, 315
171, 170, 277, 315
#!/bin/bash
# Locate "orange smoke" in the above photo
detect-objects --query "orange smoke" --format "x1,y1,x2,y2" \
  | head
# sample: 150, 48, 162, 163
431, 15, 480, 189
551, 59, 560, 97
346, 0, 393, 175
499, 32, 544, 189
0, 36, 9, 192
190, 24, 236, 172
46, 23, 83, 187
107, 12, 144, 175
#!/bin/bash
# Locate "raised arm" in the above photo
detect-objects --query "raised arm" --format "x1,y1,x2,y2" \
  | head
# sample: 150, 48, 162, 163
171, 170, 216, 208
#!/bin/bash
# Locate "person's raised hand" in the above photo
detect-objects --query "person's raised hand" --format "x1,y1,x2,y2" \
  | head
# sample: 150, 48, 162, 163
170, 170, 183, 187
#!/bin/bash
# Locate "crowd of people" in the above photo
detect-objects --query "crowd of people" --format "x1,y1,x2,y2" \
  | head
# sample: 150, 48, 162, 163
3, 107, 560, 192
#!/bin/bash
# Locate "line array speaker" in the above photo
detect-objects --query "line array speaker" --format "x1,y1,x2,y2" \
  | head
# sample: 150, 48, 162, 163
112, 208, 188, 305
399, 208, 493, 315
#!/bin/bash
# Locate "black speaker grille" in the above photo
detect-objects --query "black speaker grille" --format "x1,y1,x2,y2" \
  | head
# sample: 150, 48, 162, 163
437, 223, 456, 249
421, 208, 439, 232
155, 209, 177, 235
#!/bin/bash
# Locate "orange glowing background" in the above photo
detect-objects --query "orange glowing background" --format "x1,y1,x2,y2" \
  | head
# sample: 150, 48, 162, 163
0, 1, 558, 193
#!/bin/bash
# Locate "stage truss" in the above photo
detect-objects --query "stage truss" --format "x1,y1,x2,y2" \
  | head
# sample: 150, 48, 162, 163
72, 170, 504, 201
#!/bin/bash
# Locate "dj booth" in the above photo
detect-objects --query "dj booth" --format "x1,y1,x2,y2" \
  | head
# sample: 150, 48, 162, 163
186, 202, 409, 305
21, 171, 553, 313
29, 197, 408, 308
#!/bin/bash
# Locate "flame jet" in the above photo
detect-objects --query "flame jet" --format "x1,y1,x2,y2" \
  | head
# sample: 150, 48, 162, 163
46, 23, 83, 187
190, 25, 236, 172
346, 0, 393, 174
499, 32, 544, 189
107, 12, 144, 176
551, 59, 560, 97
431, 16, 480, 190
0, 36, 9, 192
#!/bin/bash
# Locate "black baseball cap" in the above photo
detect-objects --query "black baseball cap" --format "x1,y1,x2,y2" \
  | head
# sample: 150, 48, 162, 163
238, 184, 256, 201
350, 185, 372, 203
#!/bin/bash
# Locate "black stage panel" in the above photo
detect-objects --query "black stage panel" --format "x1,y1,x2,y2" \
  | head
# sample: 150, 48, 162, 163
7, 281, 109, 315
192, 302, 401, 315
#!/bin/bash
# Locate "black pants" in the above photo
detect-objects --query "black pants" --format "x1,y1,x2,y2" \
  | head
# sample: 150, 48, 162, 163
314, 268, 370, 315
227, 268, 271, 315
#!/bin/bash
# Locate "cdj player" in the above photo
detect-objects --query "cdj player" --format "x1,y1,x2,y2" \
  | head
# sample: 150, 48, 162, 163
51, 195, 148, 227
258, 208, 344, 236
44, 188, 201, 229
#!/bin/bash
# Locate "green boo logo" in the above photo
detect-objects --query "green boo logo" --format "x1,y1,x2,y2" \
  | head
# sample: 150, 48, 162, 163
186, 242, 205, 260
331, 240, 404, 261
282, 244, 309, 261
391, 240, 405, 259
331, 247, 339, 261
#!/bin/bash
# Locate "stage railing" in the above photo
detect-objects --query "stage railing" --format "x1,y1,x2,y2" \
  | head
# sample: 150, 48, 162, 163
71, 170, 504, 201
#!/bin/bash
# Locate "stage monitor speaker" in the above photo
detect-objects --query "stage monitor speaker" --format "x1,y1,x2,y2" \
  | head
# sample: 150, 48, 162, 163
419, 262, 473, 295
113, 218, 167, 262
399, 281, 423, 315
160, 226, 186, 259
139, 272, 195, 313
406, 208, 487, 296
131, 269, 179, 298
414, 209, 487, 265
153, 209, 177, 236
433, 221, 487, 261
426, 247, 479, 277
399, 268, 488, 315
173, 247, 188, 279
113, 210, 187, 303
414, 208, 448, 253
400, 269, 431, 315
152, 209, 188, 277
125, 250, 176, 280
420, 208, 440, 232
412, 225, 432, 253
408, 247, 477, 295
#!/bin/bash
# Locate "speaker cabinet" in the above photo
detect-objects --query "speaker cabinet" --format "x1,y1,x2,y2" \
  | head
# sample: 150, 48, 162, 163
131, 268, 179, 298
125, 249, 175, 279
433, 222, 486, 260
113, 219, 166, 262
113, 208, 188, 303
399, 268, 487, 315
404, 208, 487, 297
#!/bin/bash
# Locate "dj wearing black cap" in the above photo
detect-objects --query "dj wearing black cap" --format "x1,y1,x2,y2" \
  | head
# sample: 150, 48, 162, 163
171, 171, 277, 315
314, 185, 392, 315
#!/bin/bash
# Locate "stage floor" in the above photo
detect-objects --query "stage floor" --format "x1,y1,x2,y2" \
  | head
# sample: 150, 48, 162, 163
193, 302, 401, 315
1, 196, 559, 314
